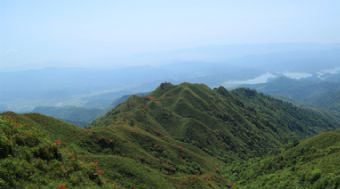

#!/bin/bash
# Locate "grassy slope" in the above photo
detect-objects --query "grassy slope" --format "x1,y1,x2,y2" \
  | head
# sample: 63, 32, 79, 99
1, 82, 339, 189
0, 112, 107, 189
226, 130, 340, 189
93, 82, 338, 160
0, 112, 229, 189
251, 77, 340, 113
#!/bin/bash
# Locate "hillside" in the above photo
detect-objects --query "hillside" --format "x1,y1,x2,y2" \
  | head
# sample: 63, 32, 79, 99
31, 93, 145, 127
0, 112, 230, 189
249, 77, 340, 113
93, 82, 338, 160
1, 82, 340, 189
33, 106, 104, 127
226, 130, 340, 189
0, 112, 105, 189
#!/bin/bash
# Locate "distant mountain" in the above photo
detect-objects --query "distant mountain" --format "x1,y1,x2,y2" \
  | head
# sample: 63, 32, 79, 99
2, 44, 340, 112
248, 77, 340, 113
32, 93, 144, 127
93, 82, 338, 159
325, 72, 340, 82
228, 130, 340, 189
33, 106, 105, 127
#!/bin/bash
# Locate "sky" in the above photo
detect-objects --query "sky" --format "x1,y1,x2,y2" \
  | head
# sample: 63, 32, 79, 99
1, 0, 340, 70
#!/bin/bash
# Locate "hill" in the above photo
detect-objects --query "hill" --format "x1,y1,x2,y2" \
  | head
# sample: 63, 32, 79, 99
226, 130, 340, 189
0, 112, 230, 189
0, 112, 106, 189
1, 82, 339, 189
248, 77, 340, 113
31, 93, 145, 127
33, 106, 104, 127
93, 82, 338, 160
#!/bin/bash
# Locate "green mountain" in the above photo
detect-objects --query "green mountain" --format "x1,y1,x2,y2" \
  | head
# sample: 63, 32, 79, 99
0, 112, 105, 189
33, 106, 104, 127
249, 77, 340, 113
93, 82, 337, 160
1, 82, 339, 189
31, 93, 143, 127
0, 112, 228, 189
226, 130, 340, 189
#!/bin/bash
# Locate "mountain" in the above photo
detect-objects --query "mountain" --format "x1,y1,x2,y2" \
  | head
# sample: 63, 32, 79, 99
2, 44, 340, 112
227, 130, 340, 189
33, 106, 104, 127
93, 83, 338, 160
31, 93, 147, 127
0, 112, 105, 189
0, 111, 229, 189
1, 82, 339, 189
248, 77, 340, 113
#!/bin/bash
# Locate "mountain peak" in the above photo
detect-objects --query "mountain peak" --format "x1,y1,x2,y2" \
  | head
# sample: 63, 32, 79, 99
159, 82, 175, 90
93, 82, 337, 159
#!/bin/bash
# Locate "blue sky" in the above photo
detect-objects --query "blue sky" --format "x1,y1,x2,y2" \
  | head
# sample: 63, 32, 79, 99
1, 0, 340, 69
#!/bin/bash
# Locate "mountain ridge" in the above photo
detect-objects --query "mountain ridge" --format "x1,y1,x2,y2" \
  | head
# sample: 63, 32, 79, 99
2, 82, 340, 189
92, 82, 338, 160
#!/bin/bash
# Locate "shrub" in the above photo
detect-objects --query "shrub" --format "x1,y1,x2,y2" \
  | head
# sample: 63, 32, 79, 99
34, 145, 62, 161
307, 169, 322, 184
0, 135, 12, 158
15, 131, 40, 147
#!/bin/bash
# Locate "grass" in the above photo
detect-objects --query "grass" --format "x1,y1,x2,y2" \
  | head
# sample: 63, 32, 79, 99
1, 82, 340, 188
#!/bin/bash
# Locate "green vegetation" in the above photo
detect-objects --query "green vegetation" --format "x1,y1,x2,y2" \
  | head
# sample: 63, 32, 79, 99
1, 82, 340, 188
225, 130, 340, 189
0, 112, 105, 189
93, 82, 337, 160
0, 112, 227, 189
33, 106, 104, 127
250, 76, 340, 113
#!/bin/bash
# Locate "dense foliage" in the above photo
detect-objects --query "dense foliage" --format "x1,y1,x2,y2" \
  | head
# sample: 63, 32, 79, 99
93, 82, 337, 160
250, 76, 340, 113
0, 112, 229, 189
0, 113, 105, 189
225, 130, 340, 189
1, 82, 340, 188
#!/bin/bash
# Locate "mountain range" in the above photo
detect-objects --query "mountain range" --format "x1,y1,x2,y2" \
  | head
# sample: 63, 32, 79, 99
1, 83, 340, 189
1, 44, 340, 113
247, 76, 340, 114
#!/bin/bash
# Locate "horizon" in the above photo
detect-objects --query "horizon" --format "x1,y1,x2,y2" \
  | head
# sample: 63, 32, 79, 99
3, 2, 340, 189
1, 1, 340, 112
1, 0, 340, 70
1, 42, 340, 71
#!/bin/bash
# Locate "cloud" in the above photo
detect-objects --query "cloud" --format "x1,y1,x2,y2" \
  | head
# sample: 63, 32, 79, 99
282, 72, 312, 80
222, 71, 314, 88
223, 73, 277, 88
317, 67, 340, 78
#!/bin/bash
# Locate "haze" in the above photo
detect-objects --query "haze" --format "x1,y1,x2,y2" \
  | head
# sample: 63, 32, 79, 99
3, 2, 340, 188
1, 0, 340, 69
1, 1, 340, 112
